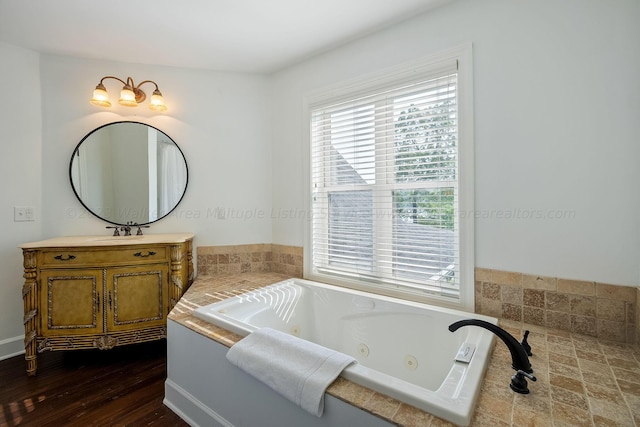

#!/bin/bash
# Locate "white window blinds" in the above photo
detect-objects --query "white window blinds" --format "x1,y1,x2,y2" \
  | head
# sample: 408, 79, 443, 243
310, 66, 463, 301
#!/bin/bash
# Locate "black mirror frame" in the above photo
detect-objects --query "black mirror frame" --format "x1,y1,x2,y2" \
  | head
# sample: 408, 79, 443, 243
69, 121, 189, 226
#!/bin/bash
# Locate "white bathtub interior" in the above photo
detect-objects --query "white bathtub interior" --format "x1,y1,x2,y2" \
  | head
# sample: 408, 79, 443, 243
192, 278, 497, 426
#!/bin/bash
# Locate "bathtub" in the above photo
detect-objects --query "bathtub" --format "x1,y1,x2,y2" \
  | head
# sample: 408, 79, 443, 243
193, 278, 497, 427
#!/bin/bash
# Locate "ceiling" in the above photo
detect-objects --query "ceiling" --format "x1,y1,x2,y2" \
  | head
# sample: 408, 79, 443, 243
0, 0, 451, 74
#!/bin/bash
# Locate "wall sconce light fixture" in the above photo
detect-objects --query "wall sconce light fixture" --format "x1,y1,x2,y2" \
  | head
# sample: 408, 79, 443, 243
90, 76, 167, 112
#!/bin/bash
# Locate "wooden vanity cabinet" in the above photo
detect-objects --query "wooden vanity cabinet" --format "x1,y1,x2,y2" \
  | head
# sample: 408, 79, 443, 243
20, 234, 194, 375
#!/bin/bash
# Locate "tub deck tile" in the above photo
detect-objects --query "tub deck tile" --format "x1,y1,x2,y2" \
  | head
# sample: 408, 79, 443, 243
170, 273, 640, 427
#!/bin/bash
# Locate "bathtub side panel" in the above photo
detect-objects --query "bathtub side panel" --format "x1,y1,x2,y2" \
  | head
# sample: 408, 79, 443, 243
165, 320, 395, 427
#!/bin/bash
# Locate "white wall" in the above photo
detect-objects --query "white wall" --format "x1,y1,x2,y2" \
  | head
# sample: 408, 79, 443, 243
270, 0, 640, 286
0, 42, 43, 358
39, 55, 273, 245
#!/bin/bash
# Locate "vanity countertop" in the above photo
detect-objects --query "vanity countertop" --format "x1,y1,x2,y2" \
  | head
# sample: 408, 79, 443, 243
19, 232, 195, 248
170, 273, 640, 427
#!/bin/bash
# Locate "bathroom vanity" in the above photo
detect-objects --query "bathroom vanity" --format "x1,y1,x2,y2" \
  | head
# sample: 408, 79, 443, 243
19, 233, 194, 375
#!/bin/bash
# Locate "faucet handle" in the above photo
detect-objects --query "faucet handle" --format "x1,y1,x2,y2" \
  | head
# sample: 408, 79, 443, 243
516, 370, 537, 381
106, 226, 120, 236
521, 330, 532, 356
134, 224, 150, 235
510, 369, 537, 394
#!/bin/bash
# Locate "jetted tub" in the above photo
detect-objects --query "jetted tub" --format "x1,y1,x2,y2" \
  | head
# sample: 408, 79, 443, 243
193, 278, 497, 426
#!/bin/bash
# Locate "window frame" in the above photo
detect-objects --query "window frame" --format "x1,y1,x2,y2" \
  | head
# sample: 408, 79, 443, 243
303, 44, 474, 311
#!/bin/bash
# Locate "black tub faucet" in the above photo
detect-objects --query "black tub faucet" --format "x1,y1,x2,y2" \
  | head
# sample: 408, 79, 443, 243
449, 319, 537, 394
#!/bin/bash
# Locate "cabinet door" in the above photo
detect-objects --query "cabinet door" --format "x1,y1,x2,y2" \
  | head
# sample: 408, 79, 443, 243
106, 265, 169, 331
40, 269, 103, 336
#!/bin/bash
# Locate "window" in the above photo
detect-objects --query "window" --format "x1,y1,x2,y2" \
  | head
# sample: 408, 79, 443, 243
305, 46, 474, 308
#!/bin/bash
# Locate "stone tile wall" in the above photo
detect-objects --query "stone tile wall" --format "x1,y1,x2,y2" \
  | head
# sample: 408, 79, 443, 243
197, 244, 302, 278
475, 268, 637, 343
271, 244, 303, 277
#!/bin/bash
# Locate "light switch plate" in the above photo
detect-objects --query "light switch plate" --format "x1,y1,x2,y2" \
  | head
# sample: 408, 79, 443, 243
14, 206, 35, 222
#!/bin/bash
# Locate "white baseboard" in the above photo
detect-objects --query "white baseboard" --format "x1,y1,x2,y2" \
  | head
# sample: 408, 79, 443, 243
0, 335, 24, 361
164, 378, 234, 427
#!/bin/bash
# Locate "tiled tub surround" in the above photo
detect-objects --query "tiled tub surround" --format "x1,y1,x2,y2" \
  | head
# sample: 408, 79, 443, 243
475, 268, 637, 344
197, 245, 638, 344
197, 244, 303, 277
196, 246, 638, 345
169, 273, 640, 427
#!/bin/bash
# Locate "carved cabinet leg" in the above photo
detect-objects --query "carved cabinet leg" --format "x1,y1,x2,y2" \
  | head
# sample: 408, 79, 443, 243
169, 244, 184, 311
22, 250, 38, 376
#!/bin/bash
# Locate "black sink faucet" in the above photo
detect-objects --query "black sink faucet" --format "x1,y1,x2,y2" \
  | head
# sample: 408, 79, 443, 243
449, 319, 536, 393
121, 221, 133, 236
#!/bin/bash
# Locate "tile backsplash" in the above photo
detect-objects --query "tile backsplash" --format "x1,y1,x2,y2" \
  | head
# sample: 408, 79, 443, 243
475, 268, 637, 344
197, 244, 302, 278
637, 288, 640, 344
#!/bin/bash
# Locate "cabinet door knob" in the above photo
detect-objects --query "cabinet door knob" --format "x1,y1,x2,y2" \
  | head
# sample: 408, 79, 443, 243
54, 254, 76, 261
133, 251, 156, 258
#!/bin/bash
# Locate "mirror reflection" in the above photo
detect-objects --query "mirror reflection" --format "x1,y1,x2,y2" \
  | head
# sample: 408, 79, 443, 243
70, 121, 188, 225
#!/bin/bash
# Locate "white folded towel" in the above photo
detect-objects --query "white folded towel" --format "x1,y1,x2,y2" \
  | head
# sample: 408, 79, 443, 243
226, 327, 355, 417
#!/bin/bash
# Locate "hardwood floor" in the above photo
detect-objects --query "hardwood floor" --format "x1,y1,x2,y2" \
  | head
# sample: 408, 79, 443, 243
0, 340, 189, 426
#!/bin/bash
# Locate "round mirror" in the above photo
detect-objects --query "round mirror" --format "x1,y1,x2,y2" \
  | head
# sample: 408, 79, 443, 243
70, 121, 188, 225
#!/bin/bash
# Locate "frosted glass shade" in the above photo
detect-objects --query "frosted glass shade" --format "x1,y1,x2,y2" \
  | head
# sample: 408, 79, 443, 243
90, 86, 111, 107
118, 87, 138, 106
149, 90, 167, 111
